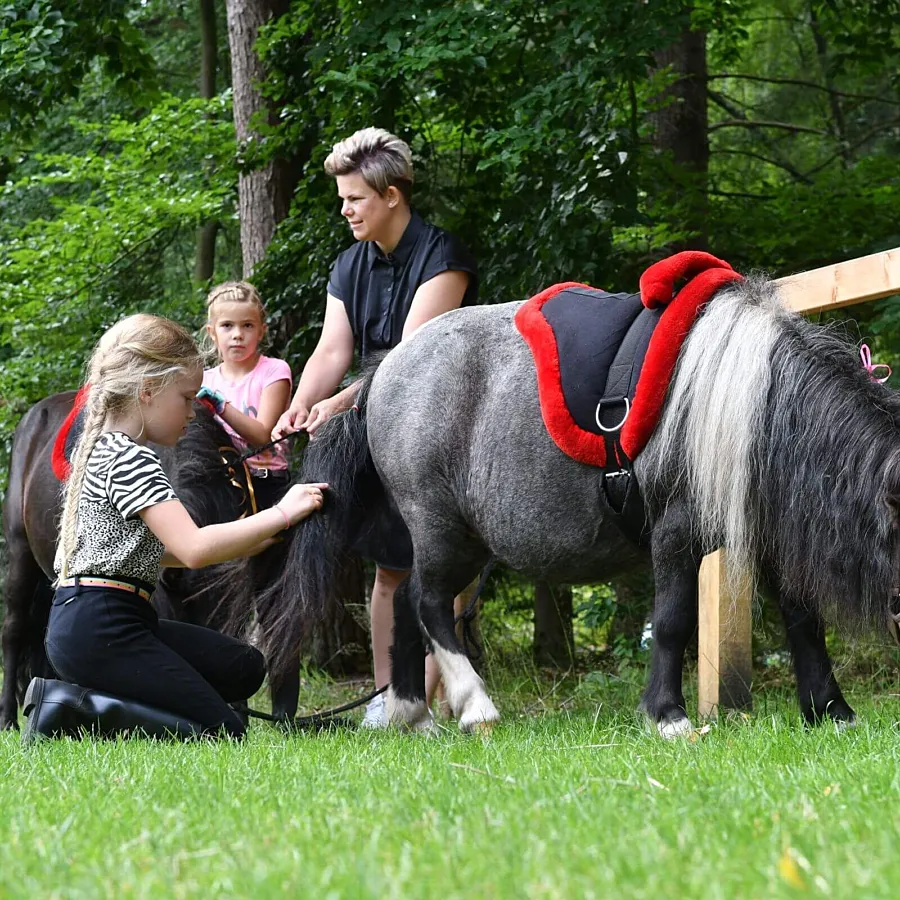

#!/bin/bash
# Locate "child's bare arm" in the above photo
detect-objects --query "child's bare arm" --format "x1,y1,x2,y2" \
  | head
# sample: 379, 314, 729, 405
161, 537, 277, 568
143, 483, 326, 569
217, 379, 291, 447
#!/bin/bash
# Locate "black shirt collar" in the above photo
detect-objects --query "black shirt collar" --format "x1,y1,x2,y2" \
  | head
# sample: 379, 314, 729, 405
367, 210, 425, 270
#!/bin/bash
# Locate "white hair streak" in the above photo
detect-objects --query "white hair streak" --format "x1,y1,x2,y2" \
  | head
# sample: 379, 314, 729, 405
637, 278, 792, 586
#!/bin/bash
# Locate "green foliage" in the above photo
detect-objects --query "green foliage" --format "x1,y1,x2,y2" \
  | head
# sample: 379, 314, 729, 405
700, 0, 900, 275
253, 0, 691, 360
573, 585, 618, 632
251, 0, 900, 371
0, 1, 157, 144
0, 93, 237, 448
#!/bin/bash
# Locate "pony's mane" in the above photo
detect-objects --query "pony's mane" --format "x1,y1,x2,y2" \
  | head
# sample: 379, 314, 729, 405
638, 274, 900, 626
158, 407, 254, 623
254, 364, 381, 680
163, 407, 241, 521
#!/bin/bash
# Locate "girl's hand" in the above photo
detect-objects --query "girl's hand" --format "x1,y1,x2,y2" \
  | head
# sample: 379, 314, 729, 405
197, 386, 227, 416
303, 396, 348, 435
276, 482, 329, 525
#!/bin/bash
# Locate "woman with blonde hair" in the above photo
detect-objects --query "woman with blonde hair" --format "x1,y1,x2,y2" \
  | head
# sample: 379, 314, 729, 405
272, 127, 477, 727
23, 314, 326, 743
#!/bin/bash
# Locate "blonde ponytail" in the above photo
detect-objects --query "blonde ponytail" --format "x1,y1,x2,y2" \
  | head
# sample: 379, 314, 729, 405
59, 389, 109, 578
57, 313, 202, 578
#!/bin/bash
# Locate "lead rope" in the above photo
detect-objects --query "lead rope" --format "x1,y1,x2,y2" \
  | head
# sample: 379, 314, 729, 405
453, 557, 496, 662
218, 431, 305, 517
245, 685, 388, 729
247, 558, 496, 729
234, 430, 306, 467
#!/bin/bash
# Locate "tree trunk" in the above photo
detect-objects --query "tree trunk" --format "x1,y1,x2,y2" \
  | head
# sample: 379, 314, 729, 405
199, 0, 217, 99
534, 582, 574, 669
194, 220, 219, 283
194, 0, 219, 283
651, 21, 709, 250
225, 0, 296, 277
808, 4, 850, 166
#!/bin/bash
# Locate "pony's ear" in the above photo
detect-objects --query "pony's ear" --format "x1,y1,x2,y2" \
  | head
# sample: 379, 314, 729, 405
882, 448, 900, 526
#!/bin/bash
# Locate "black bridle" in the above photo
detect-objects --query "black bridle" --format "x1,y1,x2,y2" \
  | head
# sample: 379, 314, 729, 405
218, 431, 307, 518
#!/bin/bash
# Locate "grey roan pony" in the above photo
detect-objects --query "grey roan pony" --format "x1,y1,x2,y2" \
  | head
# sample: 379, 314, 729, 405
261, 275, 900, 736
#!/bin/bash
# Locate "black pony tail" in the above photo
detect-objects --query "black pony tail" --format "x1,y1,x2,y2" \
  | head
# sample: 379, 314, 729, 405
257, 356, 386, 682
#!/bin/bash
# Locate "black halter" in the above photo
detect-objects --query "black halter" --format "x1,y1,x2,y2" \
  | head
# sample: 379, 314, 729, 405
218, 432, 305, 518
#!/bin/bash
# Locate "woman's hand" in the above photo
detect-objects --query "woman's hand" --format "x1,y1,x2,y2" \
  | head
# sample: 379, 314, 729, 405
302, 394, 350, 435
272, 404, 310, 441
276, 482, 329, 525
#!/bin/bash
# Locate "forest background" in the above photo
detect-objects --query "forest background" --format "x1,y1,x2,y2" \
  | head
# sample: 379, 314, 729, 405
1, 0, 898, 663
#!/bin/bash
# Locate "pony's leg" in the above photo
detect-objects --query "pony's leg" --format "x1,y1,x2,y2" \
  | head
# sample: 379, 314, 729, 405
414, 556, 499, 734
778, 599, 855, 726
0, 547, 46, 730
640, 502, 701, 738
270, 659, 300, 720
386, 575, 434, 732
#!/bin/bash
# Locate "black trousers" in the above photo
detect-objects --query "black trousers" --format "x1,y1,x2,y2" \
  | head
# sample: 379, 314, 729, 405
45, 584, 266, 738
249, 470, 291, 511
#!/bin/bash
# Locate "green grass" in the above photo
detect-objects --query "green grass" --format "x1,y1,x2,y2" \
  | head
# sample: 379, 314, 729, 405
3, 669, 900, 900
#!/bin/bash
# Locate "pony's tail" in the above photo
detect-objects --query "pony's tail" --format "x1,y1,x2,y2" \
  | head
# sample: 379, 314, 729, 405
257, 358, 385, 683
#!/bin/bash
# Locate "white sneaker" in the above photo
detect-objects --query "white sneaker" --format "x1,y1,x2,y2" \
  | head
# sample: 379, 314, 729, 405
360, 692, 388, 729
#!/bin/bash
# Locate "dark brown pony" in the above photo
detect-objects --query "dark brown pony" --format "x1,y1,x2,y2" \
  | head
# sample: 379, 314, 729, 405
0, 392, 299, 730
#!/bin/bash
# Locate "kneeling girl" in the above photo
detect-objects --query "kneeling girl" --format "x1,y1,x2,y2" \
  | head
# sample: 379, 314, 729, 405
39, 313, 325, 739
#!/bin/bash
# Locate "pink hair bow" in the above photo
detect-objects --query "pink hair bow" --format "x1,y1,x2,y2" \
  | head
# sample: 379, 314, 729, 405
860, 344, 891, 384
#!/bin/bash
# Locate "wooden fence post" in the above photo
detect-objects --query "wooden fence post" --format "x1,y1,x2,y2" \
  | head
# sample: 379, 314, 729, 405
697, 551, 752, 717
696, 247, 900, 717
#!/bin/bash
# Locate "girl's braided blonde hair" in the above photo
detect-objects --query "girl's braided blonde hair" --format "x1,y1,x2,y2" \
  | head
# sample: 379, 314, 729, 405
58, 314, 202, 578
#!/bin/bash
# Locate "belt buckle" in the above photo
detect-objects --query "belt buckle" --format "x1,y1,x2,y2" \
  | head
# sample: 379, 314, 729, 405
253, 468, 269, 479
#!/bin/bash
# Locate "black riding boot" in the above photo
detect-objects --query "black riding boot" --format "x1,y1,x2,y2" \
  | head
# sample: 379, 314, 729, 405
21, 677, 209, 746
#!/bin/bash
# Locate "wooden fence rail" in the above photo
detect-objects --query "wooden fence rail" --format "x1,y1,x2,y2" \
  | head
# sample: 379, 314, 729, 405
697, 247, 900, 717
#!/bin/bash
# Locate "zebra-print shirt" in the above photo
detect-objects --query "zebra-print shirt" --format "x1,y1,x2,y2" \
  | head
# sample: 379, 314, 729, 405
54, 432, 177, 585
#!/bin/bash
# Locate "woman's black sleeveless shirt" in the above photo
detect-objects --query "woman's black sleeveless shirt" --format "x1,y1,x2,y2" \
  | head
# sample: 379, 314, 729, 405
326, 211, 478, 358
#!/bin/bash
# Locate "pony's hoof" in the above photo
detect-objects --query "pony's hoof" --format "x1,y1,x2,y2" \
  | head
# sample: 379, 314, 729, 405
832, 716, 856, 732
472, 720, 495, 738
385, 692, 434, 733
657, 716, 693, 740
458, 696, 500, 734
0, 714, 19, 732
409, 712, 439, 736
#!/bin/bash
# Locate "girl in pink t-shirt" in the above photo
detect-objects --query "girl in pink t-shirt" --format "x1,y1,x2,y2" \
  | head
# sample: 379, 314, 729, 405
198, 282, 293, 509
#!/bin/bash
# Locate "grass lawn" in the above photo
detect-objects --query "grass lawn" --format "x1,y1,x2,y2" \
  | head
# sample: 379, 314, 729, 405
2, 665, 900, 900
